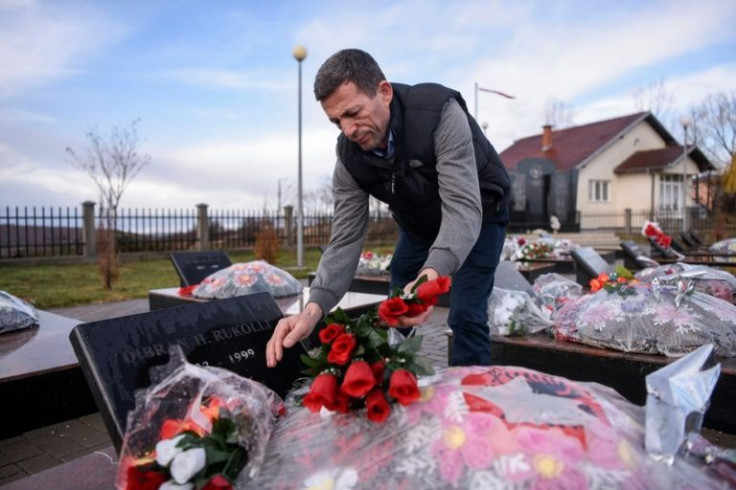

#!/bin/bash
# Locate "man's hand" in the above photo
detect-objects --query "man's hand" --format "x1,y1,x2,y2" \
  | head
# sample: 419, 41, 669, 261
402, 267, 439, 295
266, 302, 323, 367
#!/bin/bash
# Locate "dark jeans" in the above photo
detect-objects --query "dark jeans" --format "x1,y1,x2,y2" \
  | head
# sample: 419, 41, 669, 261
389, 222, 506, 366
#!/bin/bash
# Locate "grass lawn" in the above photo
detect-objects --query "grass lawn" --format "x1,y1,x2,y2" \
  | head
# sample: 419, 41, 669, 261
0, 248, 322, 309
0, 245, 396, 309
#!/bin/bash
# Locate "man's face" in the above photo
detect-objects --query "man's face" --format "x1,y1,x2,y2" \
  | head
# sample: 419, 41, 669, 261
321, 80, 393, 151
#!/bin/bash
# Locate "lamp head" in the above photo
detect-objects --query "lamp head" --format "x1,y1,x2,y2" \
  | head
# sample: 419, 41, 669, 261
292, 45, 307, 62
679, 114, 693, 129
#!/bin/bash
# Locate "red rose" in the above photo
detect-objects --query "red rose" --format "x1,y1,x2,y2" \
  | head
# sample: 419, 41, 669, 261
327, 391, 351, 413
370, 361, 386, 385
388, 369, 421, 406
405, 301, 429, 317
326, 333, 357, 365
416, 276, 451, 304
659, 235, 672, 248
126, 464, 168, 490
341, 360, 376, 398
303, 372, 338, 412
202, 474, 233, 490
319, 323, 345, 344
366, 388, 391, 423
378, 297, 409, 326
643, 223, 658, 237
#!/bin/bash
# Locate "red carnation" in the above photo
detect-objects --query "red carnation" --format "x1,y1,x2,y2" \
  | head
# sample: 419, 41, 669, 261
659, 235, 672, 248
303, 372, 338, 412
388, 369, 421, 406
370, 361, 386, 385
416, 276, 451, 305
365, 388, 391, 423
341, 360, 376, 398
202, 474, 233, 490
378, 297, 409, 326
327, 333, 357, 365
319, 323, 345, 344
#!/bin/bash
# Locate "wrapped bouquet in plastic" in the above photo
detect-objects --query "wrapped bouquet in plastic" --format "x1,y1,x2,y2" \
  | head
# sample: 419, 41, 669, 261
553, 282, 736, 357
0, 290, 39, 335
192, 260, 301, 299
248, 365, 730, 489
501, 236, 526, 261
532, 273, 584, 320
514, 239, 555, 261
636, 262, 736, 302
709, 238, 736, 263
355, 250, 392, 276
116, 347, 283, 489
487, 287, 552, 335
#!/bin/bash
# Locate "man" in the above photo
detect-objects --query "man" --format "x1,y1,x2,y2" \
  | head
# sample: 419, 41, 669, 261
267, 48, 510, 367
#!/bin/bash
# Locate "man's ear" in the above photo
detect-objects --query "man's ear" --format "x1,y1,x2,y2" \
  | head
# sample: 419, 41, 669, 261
378, 80, 393, 106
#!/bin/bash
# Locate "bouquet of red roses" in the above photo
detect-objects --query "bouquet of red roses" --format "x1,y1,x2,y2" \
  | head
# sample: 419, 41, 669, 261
299, 275, 450, 422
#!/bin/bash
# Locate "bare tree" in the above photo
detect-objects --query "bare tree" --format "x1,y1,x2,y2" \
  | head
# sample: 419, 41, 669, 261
66, 119, 151, 289
544, 98, 575, 129
690, 92, 736, 170
632, 77, 677, 132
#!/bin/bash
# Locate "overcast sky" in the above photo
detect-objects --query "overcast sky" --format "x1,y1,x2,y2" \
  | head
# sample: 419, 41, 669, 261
1, 0, 735, 211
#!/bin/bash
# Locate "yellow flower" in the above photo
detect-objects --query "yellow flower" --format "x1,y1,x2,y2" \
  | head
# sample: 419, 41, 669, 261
618, 440, 635, 467
532, 453, 564, 478
443, 425, 467, 450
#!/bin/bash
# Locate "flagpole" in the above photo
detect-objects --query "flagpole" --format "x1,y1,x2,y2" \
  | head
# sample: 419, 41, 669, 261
474, 82, 478, 119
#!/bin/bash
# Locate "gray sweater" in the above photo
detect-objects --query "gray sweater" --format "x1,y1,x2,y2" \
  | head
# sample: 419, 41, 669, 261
308, 98, 482, 315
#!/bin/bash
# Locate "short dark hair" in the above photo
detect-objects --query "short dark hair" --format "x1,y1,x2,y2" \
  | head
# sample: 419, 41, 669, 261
313, 49, 386, 101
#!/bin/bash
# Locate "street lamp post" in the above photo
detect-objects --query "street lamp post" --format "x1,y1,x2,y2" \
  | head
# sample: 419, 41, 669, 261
293, 45, 307, 268
680, 115, 693, 233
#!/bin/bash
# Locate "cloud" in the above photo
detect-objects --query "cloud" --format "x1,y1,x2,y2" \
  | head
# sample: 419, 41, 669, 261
0, 1, 127, 98
158, 67, 291, 92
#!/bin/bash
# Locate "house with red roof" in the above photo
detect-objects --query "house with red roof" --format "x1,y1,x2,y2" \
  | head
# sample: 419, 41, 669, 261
499, 112, 714, 231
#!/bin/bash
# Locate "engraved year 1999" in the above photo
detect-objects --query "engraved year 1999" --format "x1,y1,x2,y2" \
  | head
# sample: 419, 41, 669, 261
228, 348, 256, 364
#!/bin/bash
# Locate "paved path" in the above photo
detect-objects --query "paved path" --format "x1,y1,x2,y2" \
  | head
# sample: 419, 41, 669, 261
0, 298, 451, 486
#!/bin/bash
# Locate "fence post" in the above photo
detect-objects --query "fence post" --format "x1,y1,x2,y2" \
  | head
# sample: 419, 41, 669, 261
196, 203, 210, 251
284, 205, 294, 247
624, 208, 632, 235
82, 201, 97, 258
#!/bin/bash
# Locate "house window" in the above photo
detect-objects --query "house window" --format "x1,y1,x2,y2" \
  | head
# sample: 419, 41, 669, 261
659, 174, 683, 211
588, 180, 610, 203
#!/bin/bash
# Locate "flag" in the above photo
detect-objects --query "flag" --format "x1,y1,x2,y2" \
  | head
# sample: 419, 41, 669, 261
477, 87, 516, 99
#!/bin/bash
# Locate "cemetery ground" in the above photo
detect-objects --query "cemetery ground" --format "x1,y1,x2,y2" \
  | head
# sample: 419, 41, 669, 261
1, 244, 735, 486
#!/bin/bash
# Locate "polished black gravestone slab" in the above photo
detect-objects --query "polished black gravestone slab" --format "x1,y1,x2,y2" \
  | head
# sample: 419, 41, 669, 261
70, 292, 306, 453
0, 311, 96, 437
170, 250, 232, 286
620, 240, 659, 271
571, 246, 617, 286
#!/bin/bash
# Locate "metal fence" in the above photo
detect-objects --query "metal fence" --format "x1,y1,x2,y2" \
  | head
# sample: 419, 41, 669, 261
0, 206, 84, 258
4, 204, 734, 260
0, 205, 400, 259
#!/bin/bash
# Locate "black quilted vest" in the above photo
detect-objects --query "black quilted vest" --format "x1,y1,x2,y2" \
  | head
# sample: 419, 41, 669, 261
338, 82, 510, 241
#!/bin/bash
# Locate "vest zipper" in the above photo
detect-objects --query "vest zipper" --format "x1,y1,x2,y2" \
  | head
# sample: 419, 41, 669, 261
391, 168, 396, 195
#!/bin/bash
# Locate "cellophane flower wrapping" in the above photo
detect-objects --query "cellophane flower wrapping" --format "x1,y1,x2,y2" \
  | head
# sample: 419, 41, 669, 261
553, 283, 736, 357
532, 273, 583, 320
115, 347, 283, 489
246, 365, 727, 489
487, 287, 552, 335
192, 260, 302, 299
708, 238, 736, 263
355, 251, 392, 276
636, 262, 736, 302
0, 290, 39, 334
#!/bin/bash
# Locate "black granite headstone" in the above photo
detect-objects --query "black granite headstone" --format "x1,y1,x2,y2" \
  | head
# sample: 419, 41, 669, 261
170, 250, 232, 286
494, 261, 534, 296
571, 247, 616, 285
69, 292, 304, 453
620, 241, 659, 270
